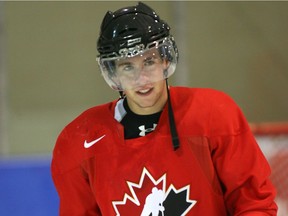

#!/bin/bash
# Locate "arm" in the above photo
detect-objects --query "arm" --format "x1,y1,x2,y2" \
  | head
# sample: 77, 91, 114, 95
51, 129, 101, 216
209, 92, 277, 215
210, 131, 277, 215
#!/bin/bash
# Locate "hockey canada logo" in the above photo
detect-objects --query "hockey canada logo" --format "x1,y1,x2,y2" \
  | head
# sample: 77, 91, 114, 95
112, 167, 197, 215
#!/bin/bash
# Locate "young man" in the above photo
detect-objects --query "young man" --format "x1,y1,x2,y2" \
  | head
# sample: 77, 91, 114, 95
51, 2, 277, 215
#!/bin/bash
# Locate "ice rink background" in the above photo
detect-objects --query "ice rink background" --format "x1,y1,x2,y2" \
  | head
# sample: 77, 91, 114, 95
0, 1, 287, 215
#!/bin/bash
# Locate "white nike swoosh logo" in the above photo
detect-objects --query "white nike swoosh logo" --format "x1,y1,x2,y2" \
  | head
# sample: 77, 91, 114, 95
84, 135, 106, 148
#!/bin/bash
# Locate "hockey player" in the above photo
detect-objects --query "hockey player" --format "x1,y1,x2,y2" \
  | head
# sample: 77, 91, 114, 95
51, 2, 277, 215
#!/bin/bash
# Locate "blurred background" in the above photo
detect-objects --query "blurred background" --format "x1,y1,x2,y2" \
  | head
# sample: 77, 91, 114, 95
0, 1, 287, 215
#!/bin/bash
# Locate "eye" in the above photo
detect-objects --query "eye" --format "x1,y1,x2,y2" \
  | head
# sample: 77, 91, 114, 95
122, 64, 134, 71
144, 57, 158, 67
144, 59, 155, 66
118, 63, 134, 72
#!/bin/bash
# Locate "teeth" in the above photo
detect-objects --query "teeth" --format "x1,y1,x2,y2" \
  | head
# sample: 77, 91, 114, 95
139, 89, 150, 93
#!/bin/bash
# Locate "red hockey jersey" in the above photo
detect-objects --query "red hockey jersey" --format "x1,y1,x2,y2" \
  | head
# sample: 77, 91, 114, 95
51, 87, 277, 215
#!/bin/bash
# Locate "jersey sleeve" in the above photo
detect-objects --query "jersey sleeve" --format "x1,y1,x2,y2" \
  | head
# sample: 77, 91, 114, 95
208, 91, 277, 215
51, 128, 102, 216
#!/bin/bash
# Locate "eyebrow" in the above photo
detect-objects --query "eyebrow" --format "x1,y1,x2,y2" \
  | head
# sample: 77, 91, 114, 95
144, 56, 154, 61
116, 55, 159, 67
117, 62, 132, 68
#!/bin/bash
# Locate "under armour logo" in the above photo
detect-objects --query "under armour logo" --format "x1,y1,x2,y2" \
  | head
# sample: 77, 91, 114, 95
138, 124, 157, 136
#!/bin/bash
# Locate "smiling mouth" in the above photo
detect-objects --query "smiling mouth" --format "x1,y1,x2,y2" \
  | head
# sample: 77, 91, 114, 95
136, 87, 153, 95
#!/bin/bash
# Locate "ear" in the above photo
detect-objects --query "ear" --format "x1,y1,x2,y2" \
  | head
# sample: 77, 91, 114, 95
162, 59, 170, 70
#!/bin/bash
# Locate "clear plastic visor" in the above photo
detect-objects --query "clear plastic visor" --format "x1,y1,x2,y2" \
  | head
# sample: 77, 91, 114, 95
97, 41, 177, 91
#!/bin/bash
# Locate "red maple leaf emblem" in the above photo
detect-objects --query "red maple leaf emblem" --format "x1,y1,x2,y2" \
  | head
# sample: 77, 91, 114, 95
112, 167, 196, 216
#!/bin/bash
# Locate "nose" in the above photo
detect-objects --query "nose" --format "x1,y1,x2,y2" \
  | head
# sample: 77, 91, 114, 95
135, 67, 150, 84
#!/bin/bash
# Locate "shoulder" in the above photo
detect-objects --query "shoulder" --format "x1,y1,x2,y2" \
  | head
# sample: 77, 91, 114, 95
170, 86, 249, 136
65, 100, 117, 130
52, 100, 118, 174
170, 86, 235, 107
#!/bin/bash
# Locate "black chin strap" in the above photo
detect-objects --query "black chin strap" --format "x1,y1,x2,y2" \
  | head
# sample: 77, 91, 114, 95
166, 79, 180, 150
119, 91, 125, 99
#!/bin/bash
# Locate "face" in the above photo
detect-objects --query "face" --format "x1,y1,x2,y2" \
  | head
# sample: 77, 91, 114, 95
116, 49, 168, 115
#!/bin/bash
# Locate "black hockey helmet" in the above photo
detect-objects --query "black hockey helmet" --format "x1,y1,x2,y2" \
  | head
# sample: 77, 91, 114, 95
97, 2, 174, 56
96, 2, 179, 91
